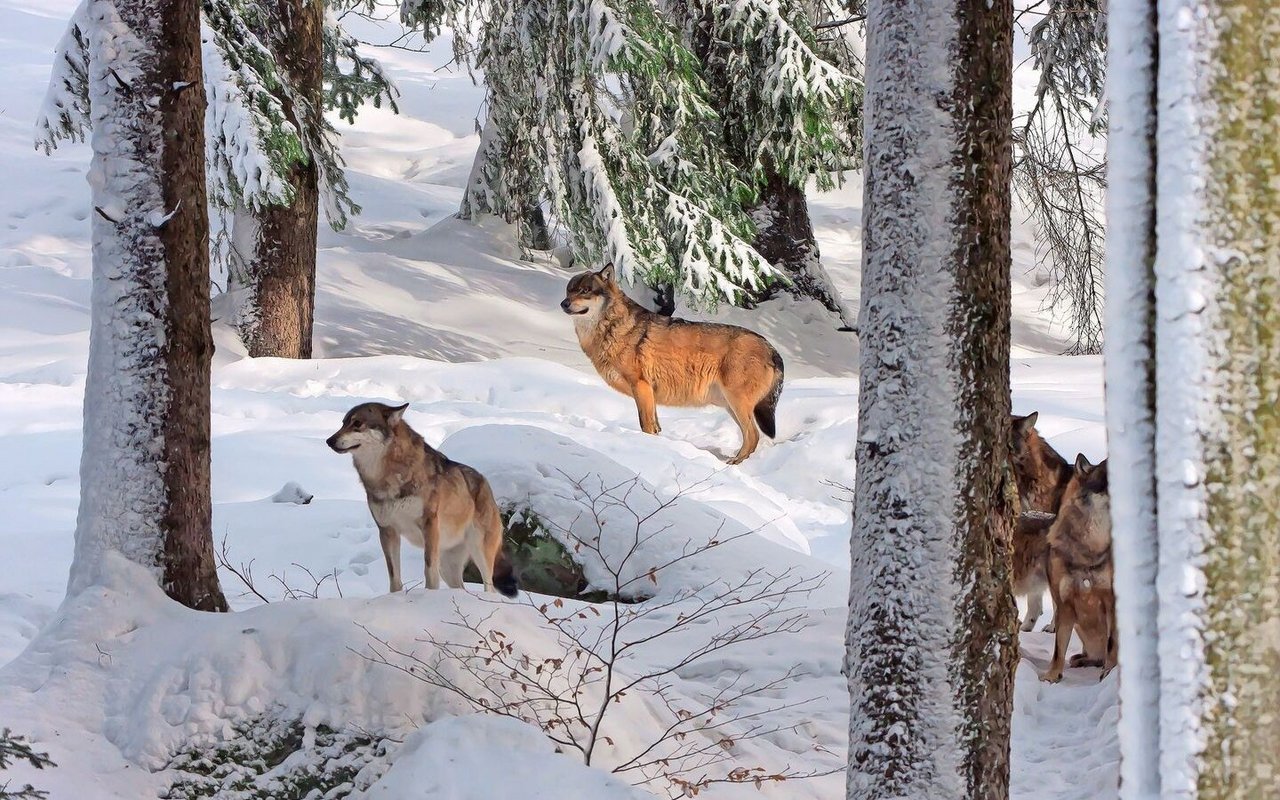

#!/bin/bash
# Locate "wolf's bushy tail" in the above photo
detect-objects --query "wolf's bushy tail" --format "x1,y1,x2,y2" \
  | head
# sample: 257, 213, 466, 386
752, 347, 785, 439
493, 548, 520, 598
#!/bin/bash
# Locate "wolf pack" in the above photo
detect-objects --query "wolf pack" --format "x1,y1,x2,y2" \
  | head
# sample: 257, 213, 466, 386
326, 264, 1114, 686
1012, 412, 1116, 684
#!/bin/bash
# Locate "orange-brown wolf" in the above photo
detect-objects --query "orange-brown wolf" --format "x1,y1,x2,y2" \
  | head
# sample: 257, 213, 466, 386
1041, 455, 1117, 683
327, 402, 518, 597
560, 265, 783, 464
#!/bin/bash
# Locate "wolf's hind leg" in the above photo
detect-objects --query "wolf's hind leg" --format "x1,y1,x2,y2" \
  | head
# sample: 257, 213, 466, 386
1021, 590, 1044, 633
379, 526, 403, 593
725, 396, 760, 465
440, 543, 467, 589
466, 526, 497, 593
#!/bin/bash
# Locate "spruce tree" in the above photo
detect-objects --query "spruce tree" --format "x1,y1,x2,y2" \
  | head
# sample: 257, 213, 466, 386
404, 0, 851, 309
665, 0, 857, 322
37, 0, 397, 357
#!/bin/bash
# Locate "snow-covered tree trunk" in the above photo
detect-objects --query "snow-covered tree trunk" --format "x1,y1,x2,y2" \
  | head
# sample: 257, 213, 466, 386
847, 0, 1016, 794
1107, 0, 1280, 794
231, 0, 322, 358
71, 0, 228, 611
1102, 0, 1159, 794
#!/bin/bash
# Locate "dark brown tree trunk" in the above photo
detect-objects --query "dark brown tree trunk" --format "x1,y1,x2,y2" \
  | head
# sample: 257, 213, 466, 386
521, 203, 552, 251
951, 0, 1018, 785
847, 0, 1015, 795
747, 168, 845, 316
160, 0, 227, 612
71, 0, 226, 612
238, 0, 322, 359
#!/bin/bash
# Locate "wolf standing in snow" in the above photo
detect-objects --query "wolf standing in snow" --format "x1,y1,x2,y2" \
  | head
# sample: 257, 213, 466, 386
327, 402, 518, 597
1010, 411, 1075, 632
560, 264, 784, 464
1041, 455, 1116, 683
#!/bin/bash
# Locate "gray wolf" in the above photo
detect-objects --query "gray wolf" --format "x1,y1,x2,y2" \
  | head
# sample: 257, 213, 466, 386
1010, 412, 1074, 632
560, 264, 784, 464
1041, 455, 1116, 683
327, 402, 518, 597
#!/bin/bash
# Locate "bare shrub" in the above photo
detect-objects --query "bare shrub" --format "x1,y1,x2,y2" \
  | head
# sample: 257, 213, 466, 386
358, 474, 833, 797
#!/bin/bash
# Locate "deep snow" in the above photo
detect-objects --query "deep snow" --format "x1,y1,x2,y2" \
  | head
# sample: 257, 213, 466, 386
0, 1, 1117, 798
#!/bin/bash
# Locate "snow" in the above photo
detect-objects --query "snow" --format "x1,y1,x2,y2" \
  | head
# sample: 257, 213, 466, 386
359, 715, 659, 800
0, 0, 1117, 797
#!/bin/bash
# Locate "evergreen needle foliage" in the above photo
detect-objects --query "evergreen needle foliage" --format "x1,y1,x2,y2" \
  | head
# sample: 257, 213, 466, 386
403, 0, 853, 307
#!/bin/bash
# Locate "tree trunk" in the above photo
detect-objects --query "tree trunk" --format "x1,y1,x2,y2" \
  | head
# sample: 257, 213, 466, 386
747, 169, 852, 325
1106, 0, 1280, 793
1102, 0, 1160, 795
233, 0, 322, 359
71, 0, 227, 611
847, 0, 1015, 796
521, 203, 552, 251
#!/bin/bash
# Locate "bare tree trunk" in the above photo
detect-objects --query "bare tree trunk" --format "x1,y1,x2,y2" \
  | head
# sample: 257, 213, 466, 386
71, 0, 227, 611
233, 0, 321, 359
847, 0, 1015, 796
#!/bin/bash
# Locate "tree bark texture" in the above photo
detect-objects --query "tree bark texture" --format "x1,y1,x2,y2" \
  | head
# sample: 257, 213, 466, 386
1150, 0, 1280, 794
73, 0, 227, 611
847, 0, 1016, 796
236, 0, 322, 359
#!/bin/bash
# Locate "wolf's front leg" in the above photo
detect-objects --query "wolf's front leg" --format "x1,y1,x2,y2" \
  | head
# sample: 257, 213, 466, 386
633, 380, 661, 434
378, 525, 403, 593
423, 515, 442, 590
1040, 603, 1075, 683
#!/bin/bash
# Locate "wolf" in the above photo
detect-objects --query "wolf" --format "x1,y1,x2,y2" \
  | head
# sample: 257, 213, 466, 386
1010, 412, 1075, 632
327, 402, 519, 597
1041, 454, 1116, 683
560, 264, 784, 464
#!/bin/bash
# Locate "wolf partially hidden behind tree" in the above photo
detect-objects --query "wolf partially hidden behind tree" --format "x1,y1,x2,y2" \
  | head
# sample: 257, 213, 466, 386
1010, 412, 1074, 632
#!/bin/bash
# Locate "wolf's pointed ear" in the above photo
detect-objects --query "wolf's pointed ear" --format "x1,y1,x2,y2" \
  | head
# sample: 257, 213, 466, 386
597, 263, 615, 282
388, 403, 409, 425
1074, 452, 1093, 475
1013, 411, 1039, 434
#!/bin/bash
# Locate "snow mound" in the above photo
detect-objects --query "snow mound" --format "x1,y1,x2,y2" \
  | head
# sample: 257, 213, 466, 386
357, 715, 657, 800
442, 423, 830, 599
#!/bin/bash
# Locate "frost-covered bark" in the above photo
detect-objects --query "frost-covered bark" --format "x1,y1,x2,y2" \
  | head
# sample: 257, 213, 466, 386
847, 0, 1016, 794
70, 0, 228, 611
1102, 0, 1159, 794
1150, 0, 1280, 793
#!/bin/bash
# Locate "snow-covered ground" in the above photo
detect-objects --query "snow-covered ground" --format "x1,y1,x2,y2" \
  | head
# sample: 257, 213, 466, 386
0, 1, 1118, 797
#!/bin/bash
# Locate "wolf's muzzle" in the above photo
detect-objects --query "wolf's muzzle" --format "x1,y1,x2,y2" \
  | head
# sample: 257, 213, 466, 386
326, 434, 355, 453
